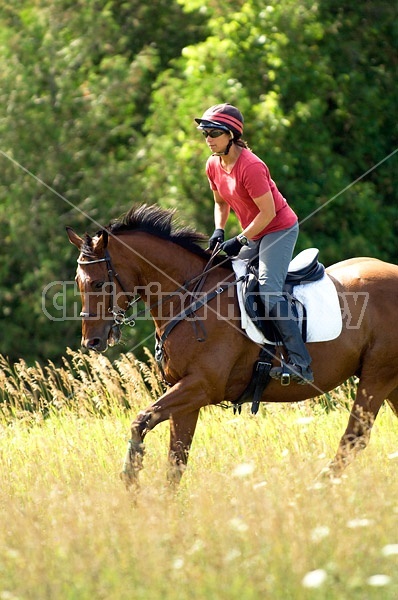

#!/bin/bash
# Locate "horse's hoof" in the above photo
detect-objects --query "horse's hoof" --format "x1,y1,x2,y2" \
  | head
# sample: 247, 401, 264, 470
120, 470, 139, 491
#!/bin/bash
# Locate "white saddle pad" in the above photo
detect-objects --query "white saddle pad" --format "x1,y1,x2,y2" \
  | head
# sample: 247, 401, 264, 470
232, 258, 342, 345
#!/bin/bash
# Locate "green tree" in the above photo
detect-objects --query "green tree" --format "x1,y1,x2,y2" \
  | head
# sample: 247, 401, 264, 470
141, 0, 397, 261
0, 0, 207, 362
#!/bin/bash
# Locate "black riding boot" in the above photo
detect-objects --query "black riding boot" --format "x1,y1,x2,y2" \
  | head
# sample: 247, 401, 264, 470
268, 299, 314, 384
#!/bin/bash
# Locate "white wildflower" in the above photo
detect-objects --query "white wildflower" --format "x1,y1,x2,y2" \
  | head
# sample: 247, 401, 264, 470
224, 548, 241, 562
301, 569, 327, 588
310, 526, 330, 543
366, 574, 391, 587
229, 517, 249, 533
331, 477, 342, 485
381, 544, 398, 557
387, 451, 398, 459
232, 462, 255, 477
187, 539, 205, 555
307, 482, 325, 491
295, 416, 314, 425
253, 480, 267, 490
172, 557, 184, 570
347, 518, 374, 528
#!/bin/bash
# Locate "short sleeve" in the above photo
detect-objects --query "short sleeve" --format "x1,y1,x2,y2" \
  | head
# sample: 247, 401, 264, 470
206, 160, 218, 191
241, 162, 271, 198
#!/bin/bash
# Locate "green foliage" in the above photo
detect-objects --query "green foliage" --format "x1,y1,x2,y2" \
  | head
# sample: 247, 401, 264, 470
0, 0, 207, 363
143, 0, 397, 253
0, 0, 396, 364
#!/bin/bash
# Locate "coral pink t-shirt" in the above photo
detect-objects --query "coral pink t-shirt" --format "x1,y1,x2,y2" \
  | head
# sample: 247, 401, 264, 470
206, 148, 297, 239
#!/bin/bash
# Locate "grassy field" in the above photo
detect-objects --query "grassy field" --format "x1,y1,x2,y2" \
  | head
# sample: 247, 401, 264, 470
0, 351, 397, 599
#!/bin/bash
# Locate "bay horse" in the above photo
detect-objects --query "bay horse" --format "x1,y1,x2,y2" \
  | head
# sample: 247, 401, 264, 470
66, 204, 398, 488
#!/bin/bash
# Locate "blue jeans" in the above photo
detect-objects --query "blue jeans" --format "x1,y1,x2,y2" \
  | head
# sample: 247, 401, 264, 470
239, 222, 299, 314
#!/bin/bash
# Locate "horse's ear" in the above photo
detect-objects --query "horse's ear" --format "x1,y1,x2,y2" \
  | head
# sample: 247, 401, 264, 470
94, 230, 109, 251
66, 227, 84, 250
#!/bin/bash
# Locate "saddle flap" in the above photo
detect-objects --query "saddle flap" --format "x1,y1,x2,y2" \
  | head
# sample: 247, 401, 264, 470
243, 273, 302, 344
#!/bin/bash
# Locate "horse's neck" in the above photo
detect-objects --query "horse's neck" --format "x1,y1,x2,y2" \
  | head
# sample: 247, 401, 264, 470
139, 239, 208, 322
114, 234, 207, 316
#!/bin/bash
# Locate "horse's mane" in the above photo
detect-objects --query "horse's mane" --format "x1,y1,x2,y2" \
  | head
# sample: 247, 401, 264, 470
106, 204, 216, 261
80, 204, 230, 267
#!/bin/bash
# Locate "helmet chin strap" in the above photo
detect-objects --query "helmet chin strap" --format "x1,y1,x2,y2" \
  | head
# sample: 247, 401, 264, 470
212, 132, 234, 156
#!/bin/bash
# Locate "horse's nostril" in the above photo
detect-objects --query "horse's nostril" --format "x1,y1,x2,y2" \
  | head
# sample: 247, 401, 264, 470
84, 338, 101, 350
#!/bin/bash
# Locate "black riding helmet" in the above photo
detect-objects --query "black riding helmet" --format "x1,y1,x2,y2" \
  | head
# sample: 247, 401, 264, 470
195, 103, 244, 155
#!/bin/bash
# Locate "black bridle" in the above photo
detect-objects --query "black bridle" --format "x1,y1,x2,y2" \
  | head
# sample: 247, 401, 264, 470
77, 249, 140, 327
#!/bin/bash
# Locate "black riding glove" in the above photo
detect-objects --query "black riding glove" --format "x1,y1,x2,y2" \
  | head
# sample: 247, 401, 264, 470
220, 237, 242, 257
208, 228, 225, 251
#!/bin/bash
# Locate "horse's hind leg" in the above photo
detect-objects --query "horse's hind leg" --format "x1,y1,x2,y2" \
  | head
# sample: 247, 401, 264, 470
328, 373, 395, 476
386, 388, 398, 418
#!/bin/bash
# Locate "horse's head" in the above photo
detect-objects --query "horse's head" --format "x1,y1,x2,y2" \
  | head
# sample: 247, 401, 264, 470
67, 227, 123, 352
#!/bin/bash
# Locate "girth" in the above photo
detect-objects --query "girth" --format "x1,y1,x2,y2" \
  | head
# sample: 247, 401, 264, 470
232, 344, 275, 415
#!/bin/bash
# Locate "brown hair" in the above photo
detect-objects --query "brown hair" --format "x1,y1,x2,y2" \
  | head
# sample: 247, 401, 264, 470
234, 137, 251, 151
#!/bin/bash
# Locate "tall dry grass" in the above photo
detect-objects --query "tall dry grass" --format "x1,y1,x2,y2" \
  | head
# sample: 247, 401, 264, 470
0, 350, 397, 599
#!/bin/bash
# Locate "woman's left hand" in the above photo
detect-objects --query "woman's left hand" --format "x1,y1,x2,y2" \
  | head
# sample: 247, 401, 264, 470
220, 237, 242, 256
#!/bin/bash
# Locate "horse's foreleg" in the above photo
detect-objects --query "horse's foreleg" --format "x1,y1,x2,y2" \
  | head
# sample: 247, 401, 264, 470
120, 412, 148, 490
167, 409, 200, 486
120, 376, 210, 489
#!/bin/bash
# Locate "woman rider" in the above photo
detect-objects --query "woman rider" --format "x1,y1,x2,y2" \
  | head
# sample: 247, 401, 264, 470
195, 103, 314, 384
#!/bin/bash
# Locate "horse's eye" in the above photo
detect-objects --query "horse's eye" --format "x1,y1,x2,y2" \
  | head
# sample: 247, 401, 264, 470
93, 281, 105, 291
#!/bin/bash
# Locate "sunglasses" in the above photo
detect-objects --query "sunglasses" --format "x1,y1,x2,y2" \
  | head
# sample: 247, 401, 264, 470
202, 129, 227, 138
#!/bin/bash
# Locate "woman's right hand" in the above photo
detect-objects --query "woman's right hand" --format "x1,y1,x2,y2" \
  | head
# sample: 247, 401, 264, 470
208, 228, 224, 250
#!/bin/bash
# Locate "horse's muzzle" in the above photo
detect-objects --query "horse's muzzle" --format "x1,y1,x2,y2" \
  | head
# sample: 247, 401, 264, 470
82, 336, 108, 352
81, 322, 121, 352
